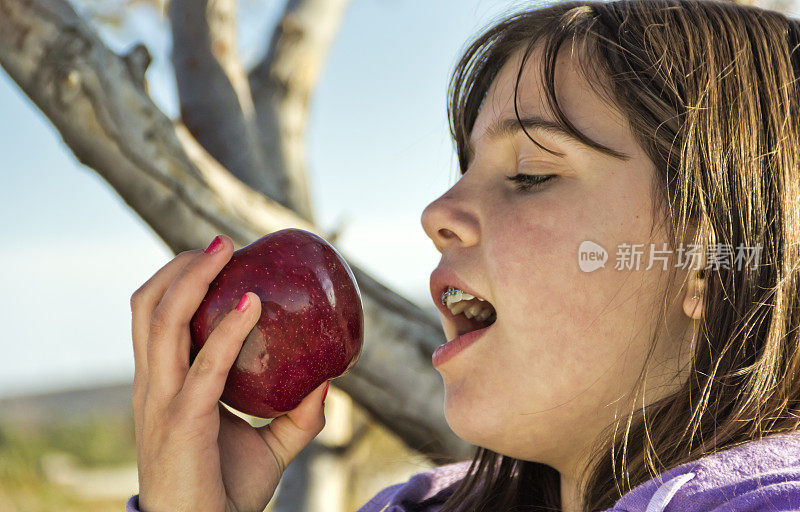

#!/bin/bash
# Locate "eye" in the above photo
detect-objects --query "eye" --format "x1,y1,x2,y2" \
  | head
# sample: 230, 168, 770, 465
505, 173, 556, 193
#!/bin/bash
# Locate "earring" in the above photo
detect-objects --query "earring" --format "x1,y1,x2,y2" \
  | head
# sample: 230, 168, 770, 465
692, 294, 700, 300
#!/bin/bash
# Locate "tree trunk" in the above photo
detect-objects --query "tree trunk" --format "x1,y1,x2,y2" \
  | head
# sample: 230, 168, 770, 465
0, 4, 474, 509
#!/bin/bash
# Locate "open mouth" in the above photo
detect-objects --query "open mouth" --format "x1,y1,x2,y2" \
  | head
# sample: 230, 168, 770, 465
441, 287, 497, 337
451, 309, 496, 336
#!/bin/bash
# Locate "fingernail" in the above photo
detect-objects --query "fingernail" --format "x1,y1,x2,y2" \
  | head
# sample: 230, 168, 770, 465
322, 381, 329, 404
204, 235, 223, 254
235, 293, 250, 312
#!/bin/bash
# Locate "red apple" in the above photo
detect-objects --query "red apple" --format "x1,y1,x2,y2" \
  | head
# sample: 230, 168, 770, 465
189, 228, 364, 419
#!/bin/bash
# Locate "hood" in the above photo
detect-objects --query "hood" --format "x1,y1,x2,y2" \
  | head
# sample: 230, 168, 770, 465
356, 430, 800, 512
608, 429, 800, 512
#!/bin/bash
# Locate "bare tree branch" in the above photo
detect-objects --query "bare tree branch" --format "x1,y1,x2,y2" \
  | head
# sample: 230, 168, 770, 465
0, 0, 472, 464
248, 0, 350, 225
169, 0, 276, 203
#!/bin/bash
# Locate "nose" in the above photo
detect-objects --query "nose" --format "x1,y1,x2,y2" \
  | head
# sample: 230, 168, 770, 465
420, 188, 480, 253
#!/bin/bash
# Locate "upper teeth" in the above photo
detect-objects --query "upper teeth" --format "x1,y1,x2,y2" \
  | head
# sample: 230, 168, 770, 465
441, 287, 485, 305
442, 287, 496, 322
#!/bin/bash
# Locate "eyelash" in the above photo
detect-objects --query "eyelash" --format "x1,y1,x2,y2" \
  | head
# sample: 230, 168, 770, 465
505, 173, 556, 193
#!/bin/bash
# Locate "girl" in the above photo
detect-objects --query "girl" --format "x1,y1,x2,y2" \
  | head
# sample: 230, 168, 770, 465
127, 1, 800, 511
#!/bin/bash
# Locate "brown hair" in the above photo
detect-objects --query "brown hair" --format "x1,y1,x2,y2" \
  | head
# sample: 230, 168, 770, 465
438, 1, 800, 510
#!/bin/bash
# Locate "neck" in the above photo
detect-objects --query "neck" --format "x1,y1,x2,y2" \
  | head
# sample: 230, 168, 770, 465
560, 472, 583, 512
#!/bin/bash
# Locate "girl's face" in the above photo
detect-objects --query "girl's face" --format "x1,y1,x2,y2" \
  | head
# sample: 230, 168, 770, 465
421, 45, 698, 475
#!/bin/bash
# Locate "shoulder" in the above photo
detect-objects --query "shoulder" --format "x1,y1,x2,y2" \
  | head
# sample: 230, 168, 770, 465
610, 430, 800, 512
125, 462, 472, 512
126, 495, 140, 511
680, 431, 800, 512
356, 460, 471, 512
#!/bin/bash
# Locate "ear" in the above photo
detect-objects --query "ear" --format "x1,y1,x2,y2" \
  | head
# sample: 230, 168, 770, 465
682, 268, 705, 320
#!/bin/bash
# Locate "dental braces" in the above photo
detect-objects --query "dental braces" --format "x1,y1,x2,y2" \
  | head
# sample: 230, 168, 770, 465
441, 286, 462, 306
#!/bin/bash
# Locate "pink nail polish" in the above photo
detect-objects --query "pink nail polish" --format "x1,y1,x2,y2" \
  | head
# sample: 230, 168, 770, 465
204, 235, 223, 254
235, 293, 250, 312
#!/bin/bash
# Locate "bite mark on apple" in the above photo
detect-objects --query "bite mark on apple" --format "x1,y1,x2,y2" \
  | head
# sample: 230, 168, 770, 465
236, 327, 269, 373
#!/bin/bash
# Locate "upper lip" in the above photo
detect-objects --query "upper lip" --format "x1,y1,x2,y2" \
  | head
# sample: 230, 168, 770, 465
429, 265, 491, 319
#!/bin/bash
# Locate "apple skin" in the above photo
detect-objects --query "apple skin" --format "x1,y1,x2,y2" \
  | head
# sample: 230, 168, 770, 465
189, 228, 364, 419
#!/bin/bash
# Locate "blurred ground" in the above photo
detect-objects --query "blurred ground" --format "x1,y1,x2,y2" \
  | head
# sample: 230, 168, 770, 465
0, 383, 438, 512
0, 391, 137, 511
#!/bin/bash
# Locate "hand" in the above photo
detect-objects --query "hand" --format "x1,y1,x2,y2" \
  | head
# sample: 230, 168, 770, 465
130, 234, 329, 512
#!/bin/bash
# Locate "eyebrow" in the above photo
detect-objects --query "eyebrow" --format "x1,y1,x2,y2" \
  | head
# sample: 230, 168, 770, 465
467, 115, 631, 161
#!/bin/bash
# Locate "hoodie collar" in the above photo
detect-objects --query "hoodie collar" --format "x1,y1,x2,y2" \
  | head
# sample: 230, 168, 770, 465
607, 430, 800, 512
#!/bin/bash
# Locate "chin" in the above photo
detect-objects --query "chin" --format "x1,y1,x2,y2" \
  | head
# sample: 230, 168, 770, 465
442, 390, 558, 463
442, 388, 500, 449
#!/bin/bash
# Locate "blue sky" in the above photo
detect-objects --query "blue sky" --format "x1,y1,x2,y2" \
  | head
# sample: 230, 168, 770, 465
0, 0, 537, 397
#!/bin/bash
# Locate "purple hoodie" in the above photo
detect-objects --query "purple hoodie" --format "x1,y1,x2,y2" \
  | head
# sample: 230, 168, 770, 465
126, 430, 800, 512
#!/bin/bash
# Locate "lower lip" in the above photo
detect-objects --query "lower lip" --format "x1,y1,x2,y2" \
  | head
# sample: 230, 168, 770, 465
432, 323, 493, 367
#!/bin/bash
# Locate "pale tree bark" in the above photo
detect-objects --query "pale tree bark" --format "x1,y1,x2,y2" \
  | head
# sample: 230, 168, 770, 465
167, 0, 349, 226
0, 0, 474, 507
168, 0, 277, 208
248, 0, 350, 225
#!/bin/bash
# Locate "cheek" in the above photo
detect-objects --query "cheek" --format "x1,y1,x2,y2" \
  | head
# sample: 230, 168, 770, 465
489, 215, 606, 367
488, 189, 663, 393
489, 201, 596, 324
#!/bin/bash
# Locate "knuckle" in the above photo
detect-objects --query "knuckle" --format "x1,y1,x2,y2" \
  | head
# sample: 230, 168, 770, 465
130, 251, 198, 311
129, 287, 146, 310
191, 353, 217, 377
214, 316, 247, 344
193, 353, 214, 374
215, 318, 236, 338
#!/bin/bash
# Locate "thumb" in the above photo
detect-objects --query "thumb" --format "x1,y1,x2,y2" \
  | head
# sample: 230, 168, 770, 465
256, 380, 329, 474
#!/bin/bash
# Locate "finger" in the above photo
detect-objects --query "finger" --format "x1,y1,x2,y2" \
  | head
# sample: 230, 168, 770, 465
256, 380, 329, 475
178, 292, 261, 412
147, 234, 233, 396
130, 250, 201, 386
